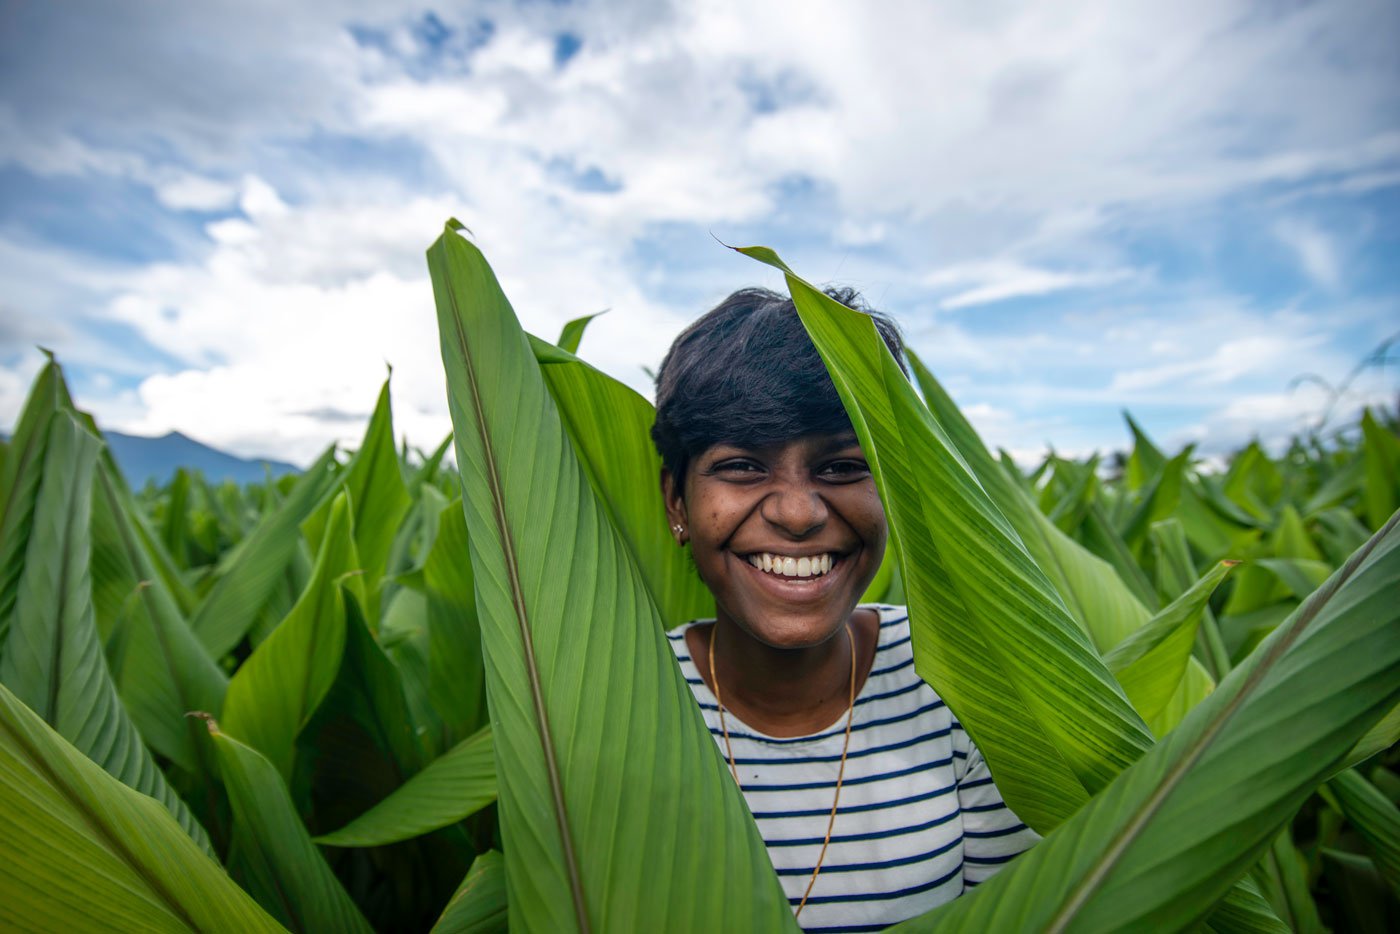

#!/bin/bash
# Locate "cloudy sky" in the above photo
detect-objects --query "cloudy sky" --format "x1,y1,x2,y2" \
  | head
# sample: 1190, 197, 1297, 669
2, 0, 1397, 467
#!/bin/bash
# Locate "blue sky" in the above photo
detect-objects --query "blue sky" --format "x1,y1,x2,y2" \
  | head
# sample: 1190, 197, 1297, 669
1, 0, 1397, 466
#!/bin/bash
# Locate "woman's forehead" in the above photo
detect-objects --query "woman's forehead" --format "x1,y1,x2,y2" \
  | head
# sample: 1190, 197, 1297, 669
703, 431, 863, 458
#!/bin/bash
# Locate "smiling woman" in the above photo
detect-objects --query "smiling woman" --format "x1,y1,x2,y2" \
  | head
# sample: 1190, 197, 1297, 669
651, 288, 1039, 932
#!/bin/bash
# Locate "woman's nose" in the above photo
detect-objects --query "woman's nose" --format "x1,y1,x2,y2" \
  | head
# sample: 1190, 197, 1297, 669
760, 479, 828, 537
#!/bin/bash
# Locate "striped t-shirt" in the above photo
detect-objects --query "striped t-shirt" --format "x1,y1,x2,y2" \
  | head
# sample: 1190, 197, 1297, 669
667, 605, 1039, 933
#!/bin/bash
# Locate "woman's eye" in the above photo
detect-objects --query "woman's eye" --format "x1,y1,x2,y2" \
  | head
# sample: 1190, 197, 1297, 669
714, 460, 762, 476
820, 460, 871, 481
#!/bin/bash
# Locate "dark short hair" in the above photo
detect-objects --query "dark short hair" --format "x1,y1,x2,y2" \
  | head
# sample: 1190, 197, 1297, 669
651, 286, 905, 486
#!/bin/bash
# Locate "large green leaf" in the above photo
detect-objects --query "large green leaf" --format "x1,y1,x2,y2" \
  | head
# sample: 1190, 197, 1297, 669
0, 411, 211, 852
744, 248, 1153, 830
746, 245, 1274, 927
0, 682, 283, 933
314, 724, 495, 848
895, 510, 1400, 931
191, 445, 340, 658
204, 720, 374, 934
221, 491, 361, 781
906, 350, 1158, 649
427, 221, 794, 933
302, 377, 411, 630
0, 356, 72, 654
432, 850, 508, 934
529, 333, 714, 627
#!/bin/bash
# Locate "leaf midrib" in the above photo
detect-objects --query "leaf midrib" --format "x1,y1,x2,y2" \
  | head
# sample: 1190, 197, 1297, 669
440, 242, 589, 933
1045, 508, 1399, 930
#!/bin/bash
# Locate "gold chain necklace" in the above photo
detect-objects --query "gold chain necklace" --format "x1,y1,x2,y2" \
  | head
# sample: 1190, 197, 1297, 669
709, 622, 857, 918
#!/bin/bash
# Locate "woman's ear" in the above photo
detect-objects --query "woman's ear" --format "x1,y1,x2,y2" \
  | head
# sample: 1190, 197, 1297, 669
660, 468, 688, 544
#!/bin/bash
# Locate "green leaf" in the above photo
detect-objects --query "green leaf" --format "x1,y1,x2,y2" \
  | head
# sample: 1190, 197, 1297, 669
1361, 409, 1400, 531
161, 468, 193, 568
428, 224, 795, 933
1222, 442, 1283, 523
91, 460, 228, 776
1325, 769, 1400, 900
1104, 560, 1233, 727
894, 510, 1400, 931
432, 850, 508, 934
0, 682, 284, 933
409, 434, 455, 495
422, 496, 490, 746
302, 377, 411, 631
1314, 506, 1372, 567
1150, 519, 1231, 681
906, 350, 1158, 651
1124, 412, 1168, 492
0, 356, 73, 654
191, 445, 340, 658
753, 251, 1154, 831
555, 310, 606, 355
1253, 558, 1333, 599
1301, 456, 1363, 517
1320, 848, 1396, 934
205, 721, 374, 934
530, 333, 714, 627
1119, 447, 1190, 555
0, 411, 211, 853
1346, 700, 1400, 769
221, 492, 360, 781
749, 245, 1278, 929
1259, 830, 1327, 934
295, 582, 425, 835
315, 724, 495, 848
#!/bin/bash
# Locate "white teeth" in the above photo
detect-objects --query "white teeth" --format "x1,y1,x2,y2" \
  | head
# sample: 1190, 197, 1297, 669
745, 552, 838, 579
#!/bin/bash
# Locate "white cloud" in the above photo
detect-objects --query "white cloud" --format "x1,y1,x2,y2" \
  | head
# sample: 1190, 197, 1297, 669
1273, 218, 1342, 289
153, 174, 241, 212
923, 260, 1135, 309
1108, 334, 1321, 393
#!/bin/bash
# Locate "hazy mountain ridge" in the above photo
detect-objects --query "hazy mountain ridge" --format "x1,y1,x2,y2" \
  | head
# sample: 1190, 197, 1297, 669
103, 430, 300, 488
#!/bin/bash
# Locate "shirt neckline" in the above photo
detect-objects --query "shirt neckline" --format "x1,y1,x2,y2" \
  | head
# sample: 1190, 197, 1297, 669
675, 605, 904, 746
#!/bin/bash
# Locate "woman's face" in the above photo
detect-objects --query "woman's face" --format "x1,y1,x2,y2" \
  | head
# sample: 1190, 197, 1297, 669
664, 431, 888, 649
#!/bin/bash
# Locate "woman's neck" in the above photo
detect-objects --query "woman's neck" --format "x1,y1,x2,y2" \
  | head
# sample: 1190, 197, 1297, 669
690, 610, 878, 738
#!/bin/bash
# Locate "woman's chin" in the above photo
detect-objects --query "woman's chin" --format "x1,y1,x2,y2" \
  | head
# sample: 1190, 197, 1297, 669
741, 615, 852, 652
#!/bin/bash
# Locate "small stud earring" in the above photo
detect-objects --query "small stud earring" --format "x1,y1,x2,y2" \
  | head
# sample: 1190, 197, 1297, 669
673, 524, 685, 537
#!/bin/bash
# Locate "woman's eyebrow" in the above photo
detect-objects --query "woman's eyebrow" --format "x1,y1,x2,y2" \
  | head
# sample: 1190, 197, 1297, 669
819, 433, 861, 453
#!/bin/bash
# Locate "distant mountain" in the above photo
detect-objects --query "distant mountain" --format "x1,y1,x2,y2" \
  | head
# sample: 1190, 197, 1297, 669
103, 430, 300, 488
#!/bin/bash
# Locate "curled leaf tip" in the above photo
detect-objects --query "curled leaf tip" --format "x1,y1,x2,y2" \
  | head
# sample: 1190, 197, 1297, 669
445, 217, 474, 236
185, 711, 220, 734
1222, 559, 1242, 567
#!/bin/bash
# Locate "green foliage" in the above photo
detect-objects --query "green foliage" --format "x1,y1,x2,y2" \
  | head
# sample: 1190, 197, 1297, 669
0, 227, 1394, 932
